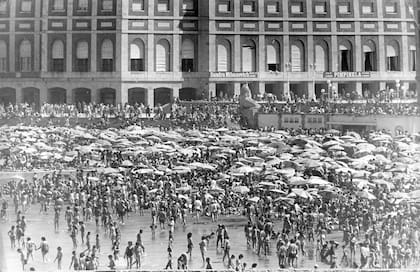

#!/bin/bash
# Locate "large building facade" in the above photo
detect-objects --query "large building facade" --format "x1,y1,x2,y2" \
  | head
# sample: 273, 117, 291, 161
0, 0, 416, 108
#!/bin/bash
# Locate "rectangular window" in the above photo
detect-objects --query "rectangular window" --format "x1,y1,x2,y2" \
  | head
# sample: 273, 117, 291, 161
218, 1, 231, 13
183, 0, 194, 11
52, 0, 65, 10
362, 3, 374, 14
157, 0, 170, 12
291, 2, 303, 14
314, 2, 327, 14
77, 0, 88, 10
20, 0, 32, 12
387, 56, 399, 71
0, 0, 7, 13
267, 2, 279, 13
20, 57, 31, 72
52, 59, 64, 72
130, 59, 144, 71
338, 3, 351, 14
181, 59, 194, 72
385, 3, 397, 14
102, 0, 113, 11
132, 0, 144, 11
268, 64, 279, 71
0, 58, 6, 72
243, 1, 256, 13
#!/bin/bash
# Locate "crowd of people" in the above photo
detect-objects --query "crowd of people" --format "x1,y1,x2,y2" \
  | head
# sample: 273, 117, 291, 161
0, 117, 420, 271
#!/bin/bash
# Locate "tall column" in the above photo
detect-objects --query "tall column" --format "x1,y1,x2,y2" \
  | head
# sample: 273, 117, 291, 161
258, 35, 265, 72
16, 88, 23, 103
356, 82, 363, 97
401, 35, 409, 72
258, 82, 265, 96
172, 88, 179, 102
120, 33, 128, 73
147, 87, 154, 107
147, 35, 154, 72
119, 87, 128, 104
234, 35, 241, 72
379, 82, 386, 91
307, 35, 315, 99
234, 82, 241, 96
9, 0, 15, 72
173, 34, 180, 72
208, 82, 216, 99
283, 35, 290, 96
66, 90, 73, 104
91, 30, 97, 72
378, 35, 386, 72
33, 0, 41, 72
91, 89, 98, 104
355, 35, 362, 72
208, 34, 216, 72
331, 35, 338, 72
40, 1, 48, 72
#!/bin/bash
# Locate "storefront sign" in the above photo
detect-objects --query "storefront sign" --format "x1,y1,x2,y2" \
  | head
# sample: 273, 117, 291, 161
323, 72, 371, 78
210, 72, 258, 78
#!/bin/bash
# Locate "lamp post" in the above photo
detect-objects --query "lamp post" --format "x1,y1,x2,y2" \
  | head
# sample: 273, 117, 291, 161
310, 63, 317, 101
395, 79, 401, 100
327, 79, 332, 102
285, 62, 291, 101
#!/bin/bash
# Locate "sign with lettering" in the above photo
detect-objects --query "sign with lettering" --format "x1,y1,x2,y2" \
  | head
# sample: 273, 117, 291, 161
323, 72, 371, 78
210, 72, 258, 78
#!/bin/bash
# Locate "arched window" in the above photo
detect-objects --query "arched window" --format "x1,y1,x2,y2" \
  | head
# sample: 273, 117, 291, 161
267, 40, 280, 71
19, 40, 32, 72
51, 40, 65, 72
217, 40, 231, 72
130, 40, 145, 71
386, 41, 400, 71
242, 40, 256, 72
181, 39, 195, 72
101, 39, 114, 72
75, 40, 89, 72
156, 39, 170, 72
0, 40, 7, 72
53, 0, 65, 10
291, 41, 304, 72
363, 40, 376, 71
315, 43, 328, 72
339, 41, 352, 71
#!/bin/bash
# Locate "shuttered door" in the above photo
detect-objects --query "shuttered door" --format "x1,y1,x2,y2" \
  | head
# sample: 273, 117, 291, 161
217, 43, 228, 72
181, 39, 194, 59
156, 42, 168, 72
76, 41, 89, 59
315, 45, 326, 71
101, 39, 113, 59
291, 44, 302, 72
20, 40, 31, 58
52, 40, 64, 59
242, 46, 255, 72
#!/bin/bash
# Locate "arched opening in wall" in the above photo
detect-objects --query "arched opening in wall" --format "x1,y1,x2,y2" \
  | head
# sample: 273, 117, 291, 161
362, 82, 379, 99
181, 39, 195, 72
0, 88, 16, 105
99, 88, 116, 105
22, 87, 40, 110
0, 40, 7, 72
19, 40, 32, 72
179, 88, 200, 101
338, 83, 357, 99
216, 83, 233, 100
363, 40, 376, 71
101, 39, 114, 72
51, 40, 65, 72
75, 40, 89, 72
290, 40, 305, 72
154, 88, 172, 106
241, 39, 256, 72
315, 42, 328, 72
48, 88, 66, 104
339, 41, 352, 72
130, 40, 145, 71
386, 41, 400, 71
73, 88, 91, 104
128, 88, 146, 105
217, 40, 231, 72
315, 83, 328, 101
156, 39, 171, 72
266, 40, 281, 71
265, 83, 283, 101
290, 83, 307, 99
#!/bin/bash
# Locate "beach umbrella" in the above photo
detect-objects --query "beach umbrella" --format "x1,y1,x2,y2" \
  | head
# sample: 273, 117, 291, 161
357, 190, 376, 200
248, 196, 260, 203
121, 160, 134, 167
